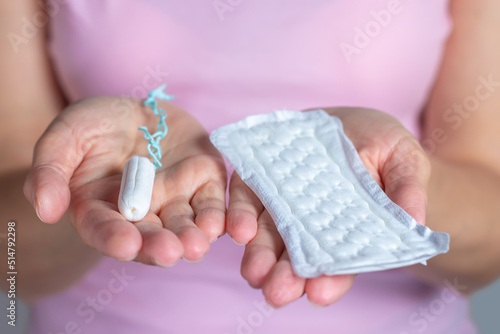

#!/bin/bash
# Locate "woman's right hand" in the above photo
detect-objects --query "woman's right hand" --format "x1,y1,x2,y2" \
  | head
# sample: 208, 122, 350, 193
24, 96, 227, 267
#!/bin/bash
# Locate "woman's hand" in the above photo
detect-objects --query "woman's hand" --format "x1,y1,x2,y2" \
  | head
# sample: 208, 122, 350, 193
24, 97, 227, 267
226, 107, 431, 307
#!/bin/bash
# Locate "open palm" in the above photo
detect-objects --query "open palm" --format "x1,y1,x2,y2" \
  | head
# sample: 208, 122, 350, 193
226, 107, 431, 307
24, 97, 227, 266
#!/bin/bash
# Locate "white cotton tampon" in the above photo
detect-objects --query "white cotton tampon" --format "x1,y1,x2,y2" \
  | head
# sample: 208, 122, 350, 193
118, 156, 156, 222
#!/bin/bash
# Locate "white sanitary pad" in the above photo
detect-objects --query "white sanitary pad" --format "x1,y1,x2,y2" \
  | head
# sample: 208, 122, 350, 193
210, 110, 449, 278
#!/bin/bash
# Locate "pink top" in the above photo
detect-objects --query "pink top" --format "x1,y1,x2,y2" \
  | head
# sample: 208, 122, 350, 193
30, 1, 476, 333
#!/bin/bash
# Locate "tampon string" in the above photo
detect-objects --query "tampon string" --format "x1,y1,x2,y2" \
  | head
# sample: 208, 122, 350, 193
138, 84, 174, 169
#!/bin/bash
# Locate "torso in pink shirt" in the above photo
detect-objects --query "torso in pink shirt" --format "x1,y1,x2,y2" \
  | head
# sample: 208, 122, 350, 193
29, 1, 476, 333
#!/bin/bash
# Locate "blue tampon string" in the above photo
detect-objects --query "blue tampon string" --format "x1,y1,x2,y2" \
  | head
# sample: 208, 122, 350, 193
138, 84, 175, 169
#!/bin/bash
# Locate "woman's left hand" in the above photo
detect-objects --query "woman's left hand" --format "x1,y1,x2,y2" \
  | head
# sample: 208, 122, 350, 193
226, 107, 431, 307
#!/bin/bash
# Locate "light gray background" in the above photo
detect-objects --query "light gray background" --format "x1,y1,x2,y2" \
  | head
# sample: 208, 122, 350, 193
470, 278, 500, 334
1, 278, 499, 333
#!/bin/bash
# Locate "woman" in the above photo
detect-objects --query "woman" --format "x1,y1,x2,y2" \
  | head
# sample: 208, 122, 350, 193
1, 0, 498, 332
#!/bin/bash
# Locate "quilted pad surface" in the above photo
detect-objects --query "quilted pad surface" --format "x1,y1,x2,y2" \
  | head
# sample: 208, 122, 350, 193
210, 110, 449, 277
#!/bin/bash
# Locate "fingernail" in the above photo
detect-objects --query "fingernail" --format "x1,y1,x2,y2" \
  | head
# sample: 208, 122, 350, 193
265, 301, 277, 309
32, 191, 41, 220
232, 239, 245, 246
211, 231, 226, 243
308, 300, 324, 308
34, 197, 46, 223
183, 256, 203, 264
264, 300, 286, 309
153, 259, 175, 268
208, 234, 219, 243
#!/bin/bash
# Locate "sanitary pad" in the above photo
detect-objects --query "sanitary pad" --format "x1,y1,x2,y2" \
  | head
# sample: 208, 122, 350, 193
210, 110, 449, 278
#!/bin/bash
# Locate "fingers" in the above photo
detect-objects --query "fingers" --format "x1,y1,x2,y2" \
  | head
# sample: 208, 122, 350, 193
159, 196, 210, 263
261, 251, 306, 308
256, 249, 355, 307
153, 155, 226, 262
24, 122, 82, 223
227, 173, 264, 244
191, 180, 226, 242
71, 177, 186, 265
241, 210, 354, 308
133, 213, 184, 267
71, 199, 143, 261
382, 139, 431, 225
232, 173, 354, 307
304, 274, 356, 307
241, 210, 285, 288
357, 148, 384, 189
24, 163, 71, 224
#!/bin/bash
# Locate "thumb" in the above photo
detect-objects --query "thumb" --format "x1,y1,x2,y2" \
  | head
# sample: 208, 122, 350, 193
381, 145, 431, 225
24, 122, 83, 224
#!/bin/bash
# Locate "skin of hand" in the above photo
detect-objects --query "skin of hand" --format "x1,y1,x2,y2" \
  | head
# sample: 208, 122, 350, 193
227, 107, 431, 307
23, 96, 227, 267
